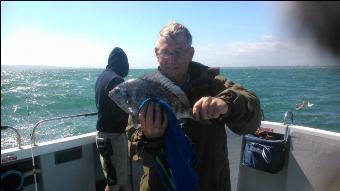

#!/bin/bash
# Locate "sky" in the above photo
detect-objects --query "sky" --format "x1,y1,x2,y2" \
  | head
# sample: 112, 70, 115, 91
1, 1, 338, 69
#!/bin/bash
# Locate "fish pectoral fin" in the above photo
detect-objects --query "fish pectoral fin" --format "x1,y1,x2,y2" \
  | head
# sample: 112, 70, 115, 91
128, 107, 135, 114
132, 115, 139, 130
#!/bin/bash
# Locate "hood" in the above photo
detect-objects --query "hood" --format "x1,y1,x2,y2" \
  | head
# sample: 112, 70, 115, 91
106, 47, 129, 77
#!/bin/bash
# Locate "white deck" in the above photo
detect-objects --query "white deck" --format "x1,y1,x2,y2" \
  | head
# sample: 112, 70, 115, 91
228, 121, 340, 191
2, 121, 340, 191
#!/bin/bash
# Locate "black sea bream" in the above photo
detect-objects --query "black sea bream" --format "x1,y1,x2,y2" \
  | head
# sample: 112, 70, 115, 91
108, 70, 193, 128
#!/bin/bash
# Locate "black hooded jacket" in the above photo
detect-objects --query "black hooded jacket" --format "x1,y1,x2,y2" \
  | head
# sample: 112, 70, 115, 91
95, 47, 129, 133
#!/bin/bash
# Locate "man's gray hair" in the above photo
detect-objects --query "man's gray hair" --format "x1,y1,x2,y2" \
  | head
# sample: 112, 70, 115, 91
157, 22, 192, 47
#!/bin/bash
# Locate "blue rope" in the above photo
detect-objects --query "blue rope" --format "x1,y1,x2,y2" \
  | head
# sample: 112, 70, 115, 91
138, 98, 198, 191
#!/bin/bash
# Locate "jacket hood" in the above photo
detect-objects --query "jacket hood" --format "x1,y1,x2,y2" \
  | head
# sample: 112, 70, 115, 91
106, 47, 129, 77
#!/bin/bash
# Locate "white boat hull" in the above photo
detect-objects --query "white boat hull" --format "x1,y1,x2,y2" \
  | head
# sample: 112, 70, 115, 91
2, 121, 340, 191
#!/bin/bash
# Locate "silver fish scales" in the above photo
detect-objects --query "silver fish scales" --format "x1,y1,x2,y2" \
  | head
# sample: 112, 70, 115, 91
108, 70, 193, 128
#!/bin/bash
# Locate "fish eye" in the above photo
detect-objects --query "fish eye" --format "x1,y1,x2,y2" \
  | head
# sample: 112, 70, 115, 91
113, 87, 120, 93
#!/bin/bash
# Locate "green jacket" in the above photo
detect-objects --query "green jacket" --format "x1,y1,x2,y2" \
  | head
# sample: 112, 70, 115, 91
126, 61, 261, 191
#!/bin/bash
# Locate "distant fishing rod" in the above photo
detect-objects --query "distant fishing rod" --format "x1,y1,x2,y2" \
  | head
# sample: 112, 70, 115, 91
30, 112, 98, 145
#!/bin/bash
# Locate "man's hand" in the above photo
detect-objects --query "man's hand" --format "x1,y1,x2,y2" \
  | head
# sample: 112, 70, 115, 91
193, 97, 229, 120
139, 102, 168, 138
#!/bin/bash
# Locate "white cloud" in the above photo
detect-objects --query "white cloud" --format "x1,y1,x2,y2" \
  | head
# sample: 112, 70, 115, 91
1, 28, 111, 68
1, 28, 158, 69
194, 36, 338, 67
124, 47, 158, 69
262, 34, 274, 41
2, 29, 337, 69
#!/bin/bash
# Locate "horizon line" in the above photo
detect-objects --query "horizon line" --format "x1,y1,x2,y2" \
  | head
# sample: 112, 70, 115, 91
2, 64, 339, 70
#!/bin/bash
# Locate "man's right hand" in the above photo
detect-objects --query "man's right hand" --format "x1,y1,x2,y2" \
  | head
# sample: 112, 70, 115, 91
139, 102, 168, 138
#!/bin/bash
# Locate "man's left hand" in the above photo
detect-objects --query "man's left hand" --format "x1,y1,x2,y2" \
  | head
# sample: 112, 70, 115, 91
193, 97, 228, 121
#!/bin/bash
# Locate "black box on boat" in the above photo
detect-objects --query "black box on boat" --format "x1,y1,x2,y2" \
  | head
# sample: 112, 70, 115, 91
241, 130, 288, 174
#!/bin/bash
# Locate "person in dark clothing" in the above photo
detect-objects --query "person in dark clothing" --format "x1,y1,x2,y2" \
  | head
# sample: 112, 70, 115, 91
95, 47, 131, 191
127, 22, 261, 191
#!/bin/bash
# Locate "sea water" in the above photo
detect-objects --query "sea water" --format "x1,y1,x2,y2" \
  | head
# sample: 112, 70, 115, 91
1, 66, 340, 149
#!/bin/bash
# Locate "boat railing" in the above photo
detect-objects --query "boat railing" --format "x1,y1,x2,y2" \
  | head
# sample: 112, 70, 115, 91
30, 112, 98, 146
283, 111, 293, 125
1, 125, 22, 149
283, 111, 293, 142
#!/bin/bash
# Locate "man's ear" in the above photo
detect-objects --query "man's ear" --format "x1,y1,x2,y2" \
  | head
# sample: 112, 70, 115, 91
189, 47, 195, 61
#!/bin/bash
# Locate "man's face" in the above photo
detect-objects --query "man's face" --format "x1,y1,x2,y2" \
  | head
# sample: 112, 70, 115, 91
155, 35, 194, 84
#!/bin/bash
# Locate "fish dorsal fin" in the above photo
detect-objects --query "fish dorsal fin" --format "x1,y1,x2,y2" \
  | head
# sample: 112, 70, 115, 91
142, 71, 190, 106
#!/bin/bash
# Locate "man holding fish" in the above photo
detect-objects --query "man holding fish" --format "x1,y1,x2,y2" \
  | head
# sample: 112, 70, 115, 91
110, 22, 261, 191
